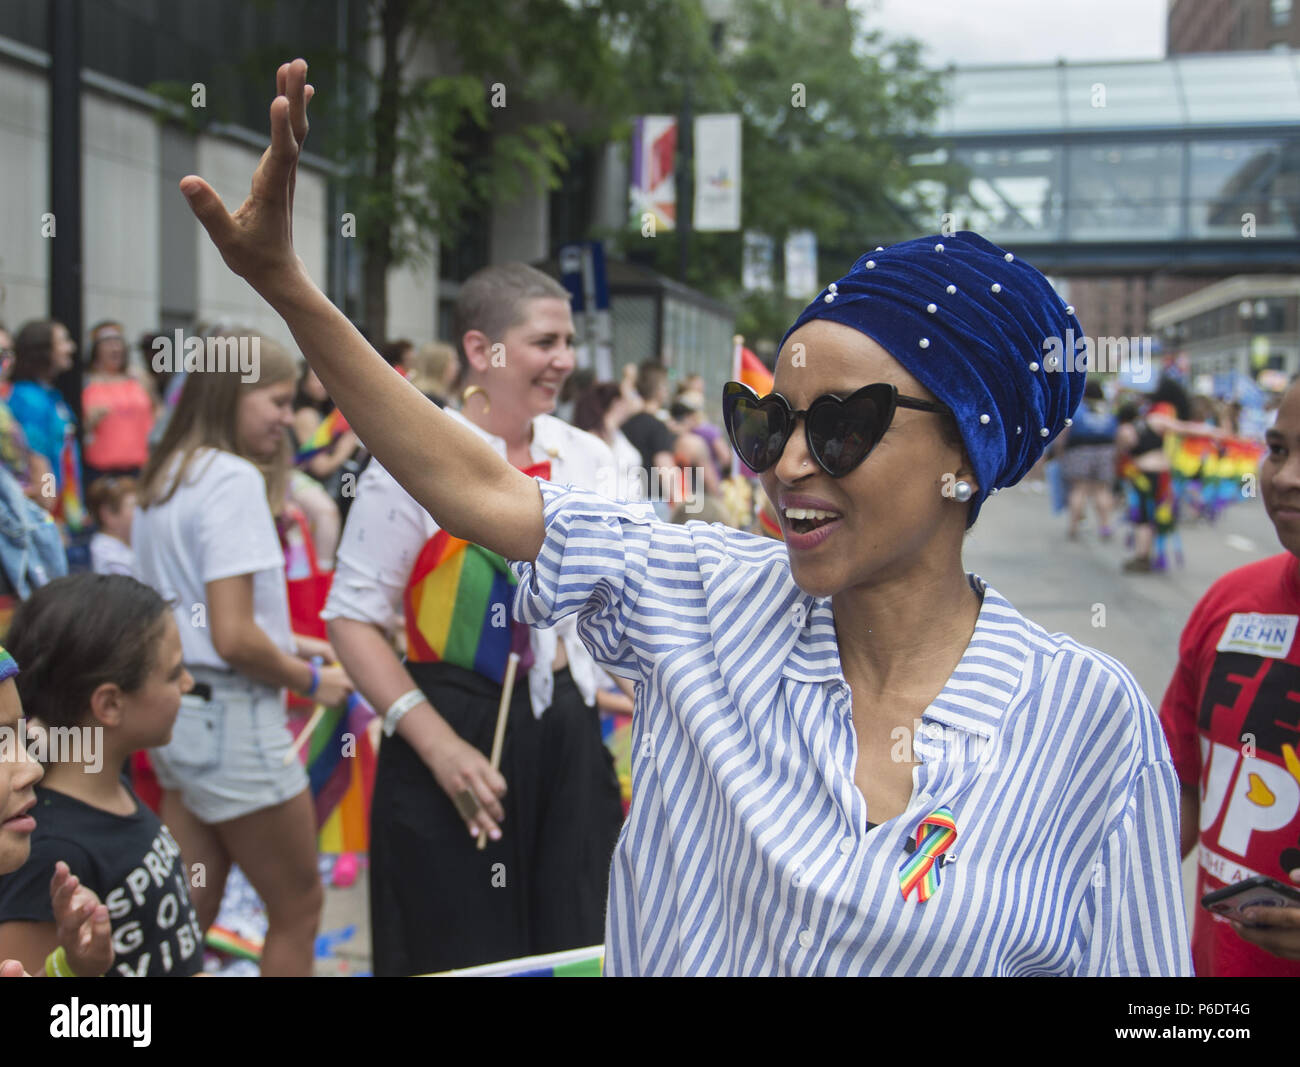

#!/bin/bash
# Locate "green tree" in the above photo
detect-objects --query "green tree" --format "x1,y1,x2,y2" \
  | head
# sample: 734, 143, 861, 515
615, 0, 951, 349
323, 0, 710, 336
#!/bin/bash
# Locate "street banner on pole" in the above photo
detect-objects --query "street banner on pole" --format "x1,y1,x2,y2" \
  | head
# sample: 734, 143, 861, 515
630, 116, 678, 232
693, 113, 741, 232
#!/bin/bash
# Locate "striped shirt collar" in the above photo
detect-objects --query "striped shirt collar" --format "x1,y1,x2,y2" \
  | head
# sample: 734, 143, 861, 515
783, 572, 1030, 740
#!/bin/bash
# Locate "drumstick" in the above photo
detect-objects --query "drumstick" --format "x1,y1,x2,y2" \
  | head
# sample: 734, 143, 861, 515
284, 703, 327, 765
477, 651, 520, 850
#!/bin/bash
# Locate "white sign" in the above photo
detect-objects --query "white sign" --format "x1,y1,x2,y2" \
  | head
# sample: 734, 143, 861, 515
693, 113, 741, 232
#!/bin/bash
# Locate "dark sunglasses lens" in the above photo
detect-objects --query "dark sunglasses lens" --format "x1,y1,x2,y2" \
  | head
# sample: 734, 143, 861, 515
727, 394, 788, 472
807, 389, 889, 476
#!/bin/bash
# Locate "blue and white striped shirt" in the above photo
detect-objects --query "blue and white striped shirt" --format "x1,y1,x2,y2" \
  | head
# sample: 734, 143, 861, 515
512, 482, 1193, 976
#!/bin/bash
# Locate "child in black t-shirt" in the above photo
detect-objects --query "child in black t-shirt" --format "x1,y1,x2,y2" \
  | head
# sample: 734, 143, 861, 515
0, 574, 204, 977
0, 645, 115, 978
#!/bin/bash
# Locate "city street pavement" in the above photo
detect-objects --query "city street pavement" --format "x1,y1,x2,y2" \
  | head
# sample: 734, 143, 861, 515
316, 482, 1280, 974
964, 478, 1282, 922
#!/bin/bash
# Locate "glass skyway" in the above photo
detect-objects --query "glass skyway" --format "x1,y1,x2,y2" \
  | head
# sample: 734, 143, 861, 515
909, 51, 1300, 273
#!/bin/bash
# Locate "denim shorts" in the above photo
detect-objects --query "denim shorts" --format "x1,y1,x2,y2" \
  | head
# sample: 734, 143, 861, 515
150, 667, 309, 824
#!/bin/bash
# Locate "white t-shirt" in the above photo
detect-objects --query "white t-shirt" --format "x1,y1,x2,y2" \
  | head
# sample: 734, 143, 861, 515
323, 410, 622, 716
90, 532, 136, 578
132, 448, 294, 671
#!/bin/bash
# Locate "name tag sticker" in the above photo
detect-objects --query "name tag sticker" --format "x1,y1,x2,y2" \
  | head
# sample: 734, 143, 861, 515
1215, 613, 1299, 659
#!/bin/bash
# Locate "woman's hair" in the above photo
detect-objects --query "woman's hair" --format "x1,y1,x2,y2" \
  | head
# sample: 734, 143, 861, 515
136, 333, 297, 515
12, 320, 62, 382
1084, 379, 1105, 402
293, 360, 333, 416
572, 382, 622, 434
1150, 376, 1191, 421
87, 476, 137, 526
88, 320, 126, 371
409, 341, 458, 398
452, 262, 570, 375
7, 574, 171, 730
379, 339, 413, 369
1116, 401, 1140, 425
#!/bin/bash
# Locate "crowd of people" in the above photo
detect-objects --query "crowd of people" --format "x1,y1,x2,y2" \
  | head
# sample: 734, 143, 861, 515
0, 59, 1297, 978
1044, 374, 1279, 572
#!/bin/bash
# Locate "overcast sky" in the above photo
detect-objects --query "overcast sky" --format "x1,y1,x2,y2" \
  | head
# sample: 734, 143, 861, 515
861, 0, 1167, 67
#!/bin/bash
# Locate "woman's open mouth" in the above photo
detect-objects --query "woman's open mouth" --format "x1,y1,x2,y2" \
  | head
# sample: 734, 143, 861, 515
784, 506, 841, 536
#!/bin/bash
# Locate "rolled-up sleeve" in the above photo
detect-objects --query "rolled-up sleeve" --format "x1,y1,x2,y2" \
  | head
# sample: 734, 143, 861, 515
511, 480, 683, 678
1077, 761, 1194, 976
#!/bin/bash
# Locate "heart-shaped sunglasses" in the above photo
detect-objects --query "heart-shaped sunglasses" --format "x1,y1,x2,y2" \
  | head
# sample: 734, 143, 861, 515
722, 381, 953, 478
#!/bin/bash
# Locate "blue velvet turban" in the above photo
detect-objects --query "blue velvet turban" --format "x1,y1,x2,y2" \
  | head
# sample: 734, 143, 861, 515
780, 231, 1086, 524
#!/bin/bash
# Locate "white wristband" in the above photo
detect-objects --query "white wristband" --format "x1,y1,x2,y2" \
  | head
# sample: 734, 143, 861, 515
383, 688, 428, 737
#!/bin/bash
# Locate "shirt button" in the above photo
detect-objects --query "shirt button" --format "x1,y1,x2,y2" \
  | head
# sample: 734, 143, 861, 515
839, 837, 853, 855
798, 929, 814, 949
791, 865, 804, 887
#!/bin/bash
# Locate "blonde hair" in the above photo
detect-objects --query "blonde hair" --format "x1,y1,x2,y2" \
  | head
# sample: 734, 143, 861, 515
136, 332, 298, 516
410, 341, 458, 398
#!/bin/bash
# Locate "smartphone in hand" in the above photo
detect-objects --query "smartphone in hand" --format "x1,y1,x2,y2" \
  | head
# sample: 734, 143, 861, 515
1201, 875, 1300, 925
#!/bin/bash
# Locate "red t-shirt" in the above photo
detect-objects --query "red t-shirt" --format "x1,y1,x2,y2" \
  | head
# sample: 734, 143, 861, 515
1160, 552, 1300, 976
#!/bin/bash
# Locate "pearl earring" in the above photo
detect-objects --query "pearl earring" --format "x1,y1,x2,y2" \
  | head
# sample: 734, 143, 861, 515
949, 479, 973, 503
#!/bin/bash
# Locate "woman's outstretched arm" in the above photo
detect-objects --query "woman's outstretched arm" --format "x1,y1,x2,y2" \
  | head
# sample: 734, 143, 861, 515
178, 58, 545, 562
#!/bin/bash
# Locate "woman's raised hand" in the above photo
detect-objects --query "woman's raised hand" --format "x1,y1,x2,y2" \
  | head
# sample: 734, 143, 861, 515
179, 59, 315, 304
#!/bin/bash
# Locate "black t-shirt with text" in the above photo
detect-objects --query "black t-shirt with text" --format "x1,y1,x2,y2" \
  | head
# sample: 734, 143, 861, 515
0, 784, 204, 976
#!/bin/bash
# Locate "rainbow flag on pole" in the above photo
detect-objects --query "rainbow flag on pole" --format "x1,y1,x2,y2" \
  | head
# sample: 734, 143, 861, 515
732, 335, 774, 396
53, 434, 85, 532
296, 407, 350, 464
289, 693, 377, 854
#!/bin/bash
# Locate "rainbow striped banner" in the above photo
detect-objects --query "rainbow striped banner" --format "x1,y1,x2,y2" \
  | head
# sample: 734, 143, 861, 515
296, 407, 350, 464
427, 945, 604, 977
899, 806, 958, 903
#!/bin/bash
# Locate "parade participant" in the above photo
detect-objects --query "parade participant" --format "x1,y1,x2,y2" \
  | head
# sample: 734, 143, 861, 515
131, 333, 351, 977
1, 636, 113, 980
9, 321, 83, 529
572, 381, 644, 500
1115, 377, 1227, 572
323, 262, 624, 975
1159, 378, 1300, 976
179, 59, 1189, 975
620, 361, 678, 510
0, 580, 190, 978
81, 321, 155, 483
410, 341, 459, 408
1058, 379, 1116, 541
86, 476, 137, 578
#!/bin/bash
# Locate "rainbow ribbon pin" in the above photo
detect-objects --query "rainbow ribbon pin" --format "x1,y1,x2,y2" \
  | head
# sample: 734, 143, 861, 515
898, 806, 958, 903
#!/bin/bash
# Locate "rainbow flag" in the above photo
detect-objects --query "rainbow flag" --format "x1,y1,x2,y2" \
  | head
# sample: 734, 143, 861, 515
296, 407, 350, 464
428, 945, 604, 977
53, 434, 85, 532
289, 692, 377, 854
736, 346, 774, 397
403, 462, 549, 684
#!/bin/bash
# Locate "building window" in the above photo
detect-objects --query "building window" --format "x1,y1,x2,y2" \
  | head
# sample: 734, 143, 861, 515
1273, 0, 1291, 28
